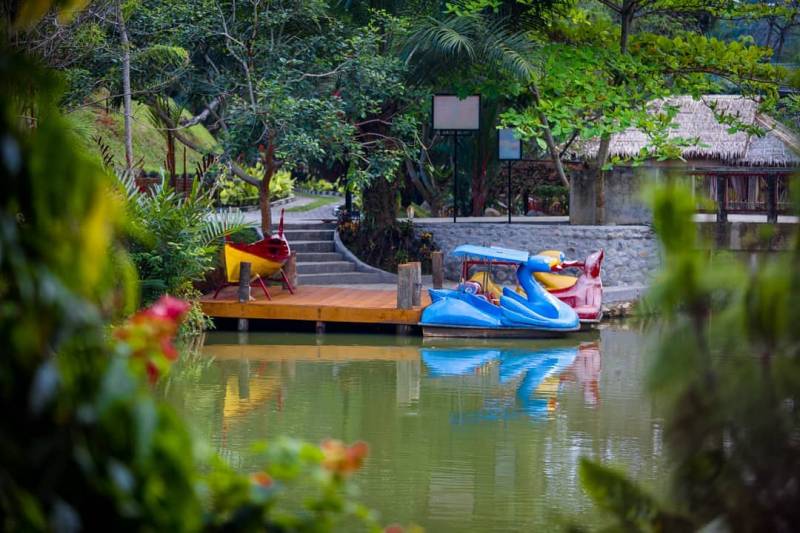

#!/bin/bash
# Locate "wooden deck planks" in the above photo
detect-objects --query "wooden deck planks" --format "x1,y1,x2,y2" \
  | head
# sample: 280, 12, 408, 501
200, 285, 430, 325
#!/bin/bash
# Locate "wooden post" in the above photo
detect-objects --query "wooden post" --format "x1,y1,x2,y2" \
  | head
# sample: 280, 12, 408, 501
397, 263, 414, 309
431, 251, 444, 289
285, 251, 298, 288
767, 176, 778, 223
237, 261, 251, 332
716, 175, 727, 224
410, 261, 422, 307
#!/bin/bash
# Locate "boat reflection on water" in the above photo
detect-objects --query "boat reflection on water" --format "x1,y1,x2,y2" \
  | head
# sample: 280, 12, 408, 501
421, 342, 600, 421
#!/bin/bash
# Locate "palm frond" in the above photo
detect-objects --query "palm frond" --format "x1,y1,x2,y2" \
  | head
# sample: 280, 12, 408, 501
402, 16, 476, 63
402, 13, 539, 84
201, 210, 253, 247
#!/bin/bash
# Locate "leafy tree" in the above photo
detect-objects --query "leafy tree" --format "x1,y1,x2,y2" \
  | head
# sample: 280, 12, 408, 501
495, 0, 785, 223
122, 1, 418, 233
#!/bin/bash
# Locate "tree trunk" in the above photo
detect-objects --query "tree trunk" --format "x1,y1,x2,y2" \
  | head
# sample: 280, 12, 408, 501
531, 83, 570, 188
362, 177, 397, 228
259, 137, 278, 234
118, 1, 134, 170
471, 99, 499, 216
471, 154, 490, 216
619, 2, 635, 54
259, 177, 272, 235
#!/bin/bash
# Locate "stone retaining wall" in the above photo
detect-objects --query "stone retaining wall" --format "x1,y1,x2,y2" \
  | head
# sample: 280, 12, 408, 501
414, 222, 661, 287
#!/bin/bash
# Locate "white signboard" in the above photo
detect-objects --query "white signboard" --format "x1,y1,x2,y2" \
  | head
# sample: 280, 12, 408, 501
432, 95, 480, 131
498, 128, 522, 160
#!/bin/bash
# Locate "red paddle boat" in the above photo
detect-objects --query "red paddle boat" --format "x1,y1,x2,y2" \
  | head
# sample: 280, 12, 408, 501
533, 249, 604, 323
213, 209, 294, 300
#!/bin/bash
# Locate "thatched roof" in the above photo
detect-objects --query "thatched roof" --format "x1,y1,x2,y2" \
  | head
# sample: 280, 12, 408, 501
576, 95, 800, 167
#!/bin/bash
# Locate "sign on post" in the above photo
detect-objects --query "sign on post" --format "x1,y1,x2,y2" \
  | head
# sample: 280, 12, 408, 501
432, 95, 481, 222
498, 128, 522, 224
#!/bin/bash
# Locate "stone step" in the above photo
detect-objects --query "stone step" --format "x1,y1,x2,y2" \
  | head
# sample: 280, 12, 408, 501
298, 272, 388, 285
296, 261, 355, 274
295, 252, 344, 263
290, 240, 335, 253
283, 222, 336, 230
283, 229, 335, 241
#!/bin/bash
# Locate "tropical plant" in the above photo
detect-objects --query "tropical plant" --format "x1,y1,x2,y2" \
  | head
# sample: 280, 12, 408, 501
115, 171, 253, 332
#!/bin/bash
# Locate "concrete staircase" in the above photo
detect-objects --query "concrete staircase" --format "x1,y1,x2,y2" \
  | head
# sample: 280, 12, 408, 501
284, 222, 388, 285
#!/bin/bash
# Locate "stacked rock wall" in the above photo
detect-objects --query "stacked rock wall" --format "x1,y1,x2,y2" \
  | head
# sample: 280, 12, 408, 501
415, 223, 661, 287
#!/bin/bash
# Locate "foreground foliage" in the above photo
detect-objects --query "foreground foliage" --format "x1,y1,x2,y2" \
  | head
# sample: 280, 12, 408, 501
577, 181, 800, 532
0, 39, 381, 532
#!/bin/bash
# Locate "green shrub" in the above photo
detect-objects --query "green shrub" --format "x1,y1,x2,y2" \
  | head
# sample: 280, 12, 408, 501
338, 219, 438, 273
301, 177, 338, 193
217, 169, 294, 206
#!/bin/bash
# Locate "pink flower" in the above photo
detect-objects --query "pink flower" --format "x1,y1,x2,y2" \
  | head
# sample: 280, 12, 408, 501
142, 295, 191, 322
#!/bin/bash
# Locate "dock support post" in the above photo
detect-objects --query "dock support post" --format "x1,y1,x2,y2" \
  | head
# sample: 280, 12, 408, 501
431, 251, 443, 289
396, 263, 415, 336
285, 251, 298, 288
315, 321, 326, 335
410, 261, 422, 307
238, 261, 251, 332
397, 263, 414, 309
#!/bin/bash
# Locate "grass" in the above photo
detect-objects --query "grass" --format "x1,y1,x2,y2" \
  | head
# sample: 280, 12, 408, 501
68, 99, 218, 173
285, 195, 340, 213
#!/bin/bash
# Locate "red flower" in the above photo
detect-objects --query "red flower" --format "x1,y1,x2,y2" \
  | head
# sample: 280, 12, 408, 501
320, 439, 368, 476
115, 296, 191, 384
142, 295, 191, 322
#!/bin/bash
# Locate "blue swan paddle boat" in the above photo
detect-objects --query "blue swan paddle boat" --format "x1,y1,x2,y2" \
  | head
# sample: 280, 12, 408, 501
420, 245, 580, 337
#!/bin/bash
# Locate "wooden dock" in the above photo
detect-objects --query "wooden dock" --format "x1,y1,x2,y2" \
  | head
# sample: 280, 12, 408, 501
200, 285, 430, 326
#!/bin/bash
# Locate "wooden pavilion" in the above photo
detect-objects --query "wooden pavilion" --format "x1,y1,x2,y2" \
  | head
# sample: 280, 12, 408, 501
570, 95, 800, 224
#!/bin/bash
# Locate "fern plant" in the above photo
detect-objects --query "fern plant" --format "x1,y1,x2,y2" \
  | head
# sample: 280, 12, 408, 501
115, 171, 254, 331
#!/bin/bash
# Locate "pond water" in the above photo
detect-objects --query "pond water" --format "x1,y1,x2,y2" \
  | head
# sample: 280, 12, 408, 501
164, 324, 667, 531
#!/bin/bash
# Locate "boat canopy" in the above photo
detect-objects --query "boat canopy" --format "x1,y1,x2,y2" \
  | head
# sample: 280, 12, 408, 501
452, 245, 555, 272
452, 245, 529, 263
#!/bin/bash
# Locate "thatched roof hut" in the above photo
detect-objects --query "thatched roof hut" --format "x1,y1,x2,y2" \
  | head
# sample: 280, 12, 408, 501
578, 95, 800, 168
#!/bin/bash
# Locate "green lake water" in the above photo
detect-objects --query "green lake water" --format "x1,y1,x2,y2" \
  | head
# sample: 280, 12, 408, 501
164, 324, 667, 531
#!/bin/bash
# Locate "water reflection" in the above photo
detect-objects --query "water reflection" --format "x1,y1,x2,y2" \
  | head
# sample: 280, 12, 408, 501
421, 344, 599, 421
166, 326, 664, 532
